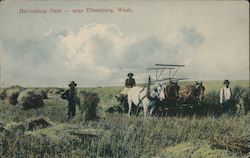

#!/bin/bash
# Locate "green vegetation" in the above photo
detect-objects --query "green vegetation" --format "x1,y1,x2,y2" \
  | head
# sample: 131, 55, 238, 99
0, 80, 249, 157
201, 80, 249, 94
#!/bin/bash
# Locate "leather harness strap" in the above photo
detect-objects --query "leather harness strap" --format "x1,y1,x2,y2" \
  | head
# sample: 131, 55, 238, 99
138, 88, 155, 106
138, 88, 147, 105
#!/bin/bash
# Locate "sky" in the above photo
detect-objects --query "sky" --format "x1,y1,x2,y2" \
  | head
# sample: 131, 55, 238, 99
0, 0, 249, 87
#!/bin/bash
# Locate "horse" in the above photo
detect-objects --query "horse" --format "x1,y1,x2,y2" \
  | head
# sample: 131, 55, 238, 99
178, 84, 205, 104
178, 85, 193, 101
165, 83, 180, 100
127, 83, 166, 117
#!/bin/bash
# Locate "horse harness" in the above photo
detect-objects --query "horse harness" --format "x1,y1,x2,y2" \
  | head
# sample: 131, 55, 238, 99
138, 88, 154, 106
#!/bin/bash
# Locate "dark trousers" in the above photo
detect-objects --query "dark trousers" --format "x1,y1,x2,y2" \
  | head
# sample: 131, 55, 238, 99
221, 100, 233, 113
67, 104, 76, 119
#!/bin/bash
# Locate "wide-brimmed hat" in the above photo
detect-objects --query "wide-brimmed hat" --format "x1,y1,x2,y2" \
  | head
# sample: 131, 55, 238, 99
223, 79, 230, 84
127, 73, 134, 77
68, 81, 77, 87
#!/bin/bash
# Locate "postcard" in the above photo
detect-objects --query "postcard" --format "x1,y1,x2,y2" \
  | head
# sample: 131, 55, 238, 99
0, 0, 249, 157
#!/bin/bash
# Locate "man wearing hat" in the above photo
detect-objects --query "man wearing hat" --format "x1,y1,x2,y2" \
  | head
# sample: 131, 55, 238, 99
115, 73, 136, 103
219, 79, 233, 112
119, 73, 136, 95
61, 81, 79, 119
125, 73, 136, 88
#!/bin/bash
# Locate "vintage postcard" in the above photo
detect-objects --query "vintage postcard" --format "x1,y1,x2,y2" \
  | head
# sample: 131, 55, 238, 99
0, 0, 249, 157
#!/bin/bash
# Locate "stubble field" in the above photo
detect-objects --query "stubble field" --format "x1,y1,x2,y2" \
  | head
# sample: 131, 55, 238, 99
0, 80, 249, 158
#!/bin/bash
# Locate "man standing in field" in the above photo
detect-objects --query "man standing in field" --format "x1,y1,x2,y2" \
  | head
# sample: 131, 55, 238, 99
220, 79, 233, 113
61, 81, 80, 120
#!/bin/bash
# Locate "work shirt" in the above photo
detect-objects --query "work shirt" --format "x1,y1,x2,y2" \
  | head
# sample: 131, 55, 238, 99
220, 87, 232, 104
61, 89, 78, 106
125, 78, 136, 88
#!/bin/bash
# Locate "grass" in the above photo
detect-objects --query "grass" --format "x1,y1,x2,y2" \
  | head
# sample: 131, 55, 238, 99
1, 111, 249, 157
0, 80, 249, 157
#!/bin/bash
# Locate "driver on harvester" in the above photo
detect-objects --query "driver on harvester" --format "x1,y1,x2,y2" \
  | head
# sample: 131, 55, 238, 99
115, 73, 136, 101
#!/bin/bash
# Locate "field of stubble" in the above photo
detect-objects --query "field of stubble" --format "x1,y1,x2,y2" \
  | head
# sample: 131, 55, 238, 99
0, 80, 249, 158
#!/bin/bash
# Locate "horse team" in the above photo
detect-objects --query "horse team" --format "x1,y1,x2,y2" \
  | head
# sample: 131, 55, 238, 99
126, 79, 205, 117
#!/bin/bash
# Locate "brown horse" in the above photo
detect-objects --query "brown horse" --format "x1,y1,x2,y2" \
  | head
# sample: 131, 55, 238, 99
178, 84, 205, 103
178, 85, 193, 101
164, 82, 205, 105
165, 83, 180, 100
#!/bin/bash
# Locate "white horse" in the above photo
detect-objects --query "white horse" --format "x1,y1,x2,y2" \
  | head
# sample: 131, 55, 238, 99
127, 83, 166, 117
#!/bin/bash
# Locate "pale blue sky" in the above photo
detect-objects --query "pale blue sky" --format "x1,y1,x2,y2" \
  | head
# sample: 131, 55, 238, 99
0, 1, 249, 87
